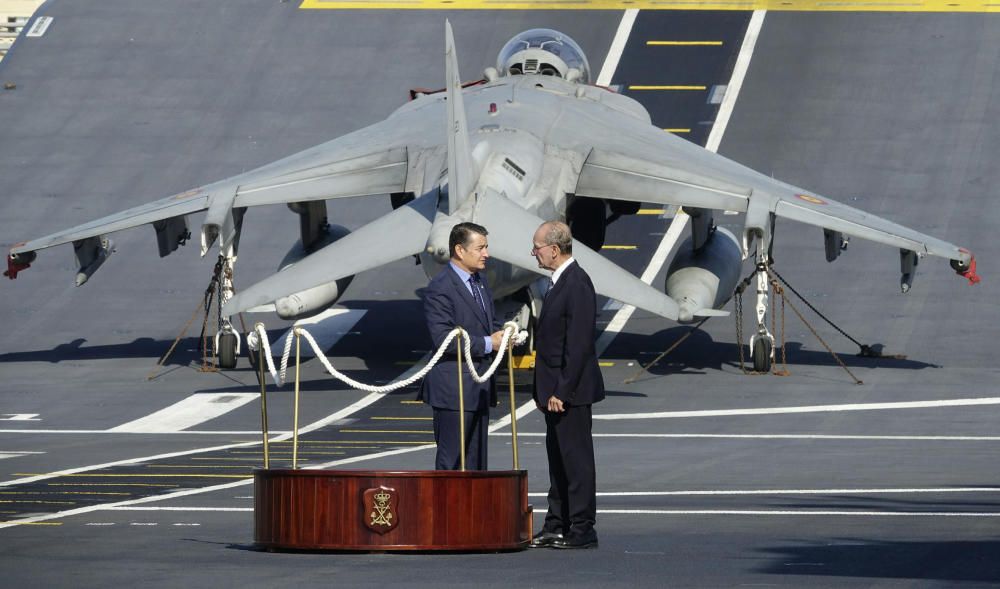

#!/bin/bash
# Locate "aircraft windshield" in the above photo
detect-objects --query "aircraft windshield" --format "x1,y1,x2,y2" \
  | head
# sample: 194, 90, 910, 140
496, 29, 590, 83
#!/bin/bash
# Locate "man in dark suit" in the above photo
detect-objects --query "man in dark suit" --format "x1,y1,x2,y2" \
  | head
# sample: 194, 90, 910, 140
529, 220, 605, 550
419, 222, 504, 470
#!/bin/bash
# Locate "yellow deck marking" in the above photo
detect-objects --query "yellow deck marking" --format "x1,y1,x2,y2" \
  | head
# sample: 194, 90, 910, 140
0, 521, 62, 526
647, 41, 723, 46
269, 440, 435, 445
602, 245, 638, 250
339, 429, 434, 434
301, 0, 999, 11
638, 209, 666, 215
228, 451, 347, 456
0, 491, 129, 496
268, 440, 379, 444
400, 400, 423, 405
253, 442, 381, 448
664, 128, 691, 133
372, 417, 433, 421
629, 85, 706, 91
15, 473, 250, 479
599, 362, 615, 367
512, 352, 536, 369
152, 465, 256, 469
46, 483, 178, 488
0, 500, 76, 505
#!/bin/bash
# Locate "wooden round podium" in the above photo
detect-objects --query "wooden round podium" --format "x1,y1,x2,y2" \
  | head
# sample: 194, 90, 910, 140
254, 469, 532, 551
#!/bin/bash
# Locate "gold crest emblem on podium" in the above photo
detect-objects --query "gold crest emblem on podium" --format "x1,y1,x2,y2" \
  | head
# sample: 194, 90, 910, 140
363, 486, 399, 534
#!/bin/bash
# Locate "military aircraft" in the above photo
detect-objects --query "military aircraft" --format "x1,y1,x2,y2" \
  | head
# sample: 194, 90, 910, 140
5, 22, 980, 372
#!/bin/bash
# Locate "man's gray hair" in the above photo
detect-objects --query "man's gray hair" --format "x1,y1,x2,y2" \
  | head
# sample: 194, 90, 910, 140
541, 221, 573, 254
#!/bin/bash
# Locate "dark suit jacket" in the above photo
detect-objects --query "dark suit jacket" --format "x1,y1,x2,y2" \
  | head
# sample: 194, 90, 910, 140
533, 260, 606, 407
419, 265, 501, 412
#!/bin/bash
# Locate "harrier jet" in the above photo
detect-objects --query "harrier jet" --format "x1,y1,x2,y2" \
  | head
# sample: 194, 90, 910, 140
5, 22, 979, 371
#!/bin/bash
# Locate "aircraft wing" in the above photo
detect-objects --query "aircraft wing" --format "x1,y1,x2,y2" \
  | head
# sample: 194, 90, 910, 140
9, 190, 208, 256
8, 117, 421, 265
572, 121, 973, 267
474, 190, 680, 320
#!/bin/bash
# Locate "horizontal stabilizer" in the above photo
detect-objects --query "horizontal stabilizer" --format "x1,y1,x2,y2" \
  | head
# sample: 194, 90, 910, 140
474, 190, 679, 320
222, 191, 436, 316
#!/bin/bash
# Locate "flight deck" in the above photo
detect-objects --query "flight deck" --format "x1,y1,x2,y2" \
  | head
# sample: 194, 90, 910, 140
0, 2, 997, 587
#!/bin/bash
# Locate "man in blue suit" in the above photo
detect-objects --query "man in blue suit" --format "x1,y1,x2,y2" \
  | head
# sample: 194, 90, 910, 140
419, 222, 504, 470
529, 221, 605, 549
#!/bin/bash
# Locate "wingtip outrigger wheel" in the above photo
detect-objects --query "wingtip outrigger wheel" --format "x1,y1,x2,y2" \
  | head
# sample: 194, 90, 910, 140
4, 249, 35, 279
951, 250, 981, 286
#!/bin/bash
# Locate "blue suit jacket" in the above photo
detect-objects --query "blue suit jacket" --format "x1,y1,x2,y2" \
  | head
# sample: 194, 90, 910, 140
532, 260, 606, 407
418, 265, 501, 411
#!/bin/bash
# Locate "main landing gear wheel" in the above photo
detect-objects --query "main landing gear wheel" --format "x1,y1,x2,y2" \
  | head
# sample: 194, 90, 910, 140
217, 332, 238, 369
752, 337, 772, 373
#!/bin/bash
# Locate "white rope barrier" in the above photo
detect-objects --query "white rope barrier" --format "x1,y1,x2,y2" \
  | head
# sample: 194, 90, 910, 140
247, 320, 527, 392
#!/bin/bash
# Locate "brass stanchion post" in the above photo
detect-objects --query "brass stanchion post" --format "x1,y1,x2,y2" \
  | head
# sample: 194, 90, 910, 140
256, 325, 270, 470
507, 332, 519, 470
293, 328, 302, 470
457, 329, 466, 472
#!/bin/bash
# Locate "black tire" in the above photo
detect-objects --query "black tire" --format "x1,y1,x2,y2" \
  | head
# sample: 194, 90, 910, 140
217, 332, 238, 369
752, 338, 772, 373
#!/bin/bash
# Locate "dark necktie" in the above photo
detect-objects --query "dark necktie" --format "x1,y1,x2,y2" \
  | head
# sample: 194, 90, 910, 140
468, 275, 487, 316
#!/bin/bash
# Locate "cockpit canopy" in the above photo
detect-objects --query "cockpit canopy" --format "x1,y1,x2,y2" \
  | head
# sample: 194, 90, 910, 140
496, 29, 590, 84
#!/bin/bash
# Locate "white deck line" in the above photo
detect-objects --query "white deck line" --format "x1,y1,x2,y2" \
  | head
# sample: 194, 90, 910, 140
500, 432, 1000, 442
705, 10, 765, 154
107, 393, 259, 433
594, 396, 1000, 421
595, 10, 638, 88
600, 510, 1000, 517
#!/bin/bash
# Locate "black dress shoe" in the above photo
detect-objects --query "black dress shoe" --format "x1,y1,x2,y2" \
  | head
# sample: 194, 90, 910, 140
552, 531, 598, 549
529, 530, 563, 548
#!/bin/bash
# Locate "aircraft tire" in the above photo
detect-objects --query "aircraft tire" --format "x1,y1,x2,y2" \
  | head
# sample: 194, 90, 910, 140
752, 338, 772, 373
217, 332, 238, 369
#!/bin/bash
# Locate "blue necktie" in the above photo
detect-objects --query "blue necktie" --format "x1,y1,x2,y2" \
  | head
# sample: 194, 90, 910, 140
468, 275, 487, 316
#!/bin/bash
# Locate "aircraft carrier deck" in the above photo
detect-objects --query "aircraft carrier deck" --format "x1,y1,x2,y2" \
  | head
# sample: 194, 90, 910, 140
0, 2, 997, 587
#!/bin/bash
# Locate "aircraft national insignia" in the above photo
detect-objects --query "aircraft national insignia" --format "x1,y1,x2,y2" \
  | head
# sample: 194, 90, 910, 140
363, 486, 399, 534
795, 193, 827, 205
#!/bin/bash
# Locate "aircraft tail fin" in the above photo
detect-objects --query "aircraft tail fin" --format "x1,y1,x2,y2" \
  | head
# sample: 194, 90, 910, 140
445, 20, 475, 214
